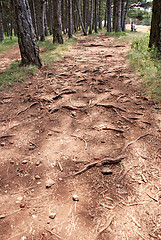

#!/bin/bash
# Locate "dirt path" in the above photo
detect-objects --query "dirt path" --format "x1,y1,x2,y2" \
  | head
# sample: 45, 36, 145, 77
0, 45, 20, 73
0, 33, 161, 240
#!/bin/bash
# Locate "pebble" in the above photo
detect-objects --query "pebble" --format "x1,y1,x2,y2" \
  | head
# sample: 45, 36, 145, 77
20, 203, 25, 208
35, 175, 41, 180
46, 179, 55, 188
36, 161, 41, 166
0, 142, 5, 146
22, 160, 28, 164
72, 194, 79, 201
101, 167, 113, 175
49, 213, 56, 219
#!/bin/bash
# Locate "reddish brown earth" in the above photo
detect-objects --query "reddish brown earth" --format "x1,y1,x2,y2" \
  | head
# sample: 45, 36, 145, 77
0, 33, 161, 240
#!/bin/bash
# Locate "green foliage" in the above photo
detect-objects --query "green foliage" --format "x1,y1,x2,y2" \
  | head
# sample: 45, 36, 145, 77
0, 60, 38, 87
129, 35, 161, 101
0, 37, 18, 54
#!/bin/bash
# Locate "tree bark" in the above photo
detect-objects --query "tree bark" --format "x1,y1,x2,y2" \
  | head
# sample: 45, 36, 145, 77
13, 0, 42, 68
98, 0, 102, 29
94, 0, 98, 33
149, 0, 161, 53
53, 0, 63, 44
0, 0, 4, 42
107, 0, 111, 32
115, 0, 121, 32
68, 0, 73, 38
122, 0, 129, 32
39, 0, 45, 41
75, 0, 87, 35
89, 0, 94, 34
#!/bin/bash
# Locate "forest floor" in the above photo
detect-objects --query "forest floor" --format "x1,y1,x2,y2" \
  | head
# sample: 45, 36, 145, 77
0, 31, 161, 240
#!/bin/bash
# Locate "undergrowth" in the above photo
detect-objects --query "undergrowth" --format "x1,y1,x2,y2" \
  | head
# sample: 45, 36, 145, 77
0, 36, 77, 87
0, 37, 18, 54
0, 60, 38, 89
128, 35, 161, 101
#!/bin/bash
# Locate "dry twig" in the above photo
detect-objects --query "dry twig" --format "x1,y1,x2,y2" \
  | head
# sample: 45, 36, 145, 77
72, 155, 126, 176
45, 228, 63, 239
17, 102, 38, 115
122, 133, 150, 152
94, 216, 114, 240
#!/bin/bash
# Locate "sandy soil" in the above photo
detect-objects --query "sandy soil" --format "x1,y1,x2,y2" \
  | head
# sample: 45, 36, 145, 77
0, 32, 161, 240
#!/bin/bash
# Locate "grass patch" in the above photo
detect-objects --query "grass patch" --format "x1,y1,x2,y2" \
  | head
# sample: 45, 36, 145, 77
39, 36, 77, 66
0, 37, 18, 54
128, 35, 161, 101
0, 60, 38, 88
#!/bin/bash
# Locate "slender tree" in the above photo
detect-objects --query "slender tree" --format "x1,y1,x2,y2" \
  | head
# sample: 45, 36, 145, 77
68, 0, 73, 38
94, 0, 98, 33
89, 0, 94, 34
75, 0, 87, 35
53, 0, 63, 44
149, 0, 161, 53
107, 0, 112, 32
0, 0, 3, 41
13, 0, 42, 68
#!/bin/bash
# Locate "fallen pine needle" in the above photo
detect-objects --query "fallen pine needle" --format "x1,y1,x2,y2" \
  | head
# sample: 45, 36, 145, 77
45, 228, 63, 239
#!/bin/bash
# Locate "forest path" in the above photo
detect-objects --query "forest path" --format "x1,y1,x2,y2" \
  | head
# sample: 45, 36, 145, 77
0, 33, 161, 240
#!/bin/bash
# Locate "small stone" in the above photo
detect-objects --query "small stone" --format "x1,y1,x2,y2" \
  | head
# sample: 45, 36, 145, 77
22, 160, 28, 164
0, 214, 6, 219
20, 203, 25, 208
46, 179, 55, 188
0, 142, 5, 146
47, 221, 50, 224
20, 236, 26, 240
48, 132, 52, 136
10, 160, 15, 164
72, 194, 79, 201
36, 161, 41, 166
49, 213, 56, 219
35, 175, 41, 180
101, 167, 113, 175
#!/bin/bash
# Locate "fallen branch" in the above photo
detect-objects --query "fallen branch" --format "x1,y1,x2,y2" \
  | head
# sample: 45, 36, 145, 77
72, 155, 126, 176
101, 127, 124, 133
96, 103, 126, 112
146, 192, 158, 202
95, 216, 114, 240
0, 134, 15, 139
45, 228, 63, 239
122, 133, 150, 152
52, 90, 77, 100
17, 102, 38, 115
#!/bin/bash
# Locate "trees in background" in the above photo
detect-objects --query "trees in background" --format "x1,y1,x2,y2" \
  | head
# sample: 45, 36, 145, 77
0, 0, 4, 42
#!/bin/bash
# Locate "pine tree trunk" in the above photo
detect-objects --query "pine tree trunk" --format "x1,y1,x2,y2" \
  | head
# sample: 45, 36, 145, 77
13, 0, 42, 68
68, 0, 73, 38
31, 0, 39, 40
75, 0, 87, 35
48, 0, 53, 35
115, 0, 121, 32
98, 0, 102, 29
122, 0, 129, 32
39, 0, 45, 41
149, 0, 161, 53
94, 0, 98, 33
113, 0, 117, 31
89, 0, 94, 34
44, 2, 48, 36
53, 0, 63, 44
107, 0, 111, 32
0, 0, 4, 42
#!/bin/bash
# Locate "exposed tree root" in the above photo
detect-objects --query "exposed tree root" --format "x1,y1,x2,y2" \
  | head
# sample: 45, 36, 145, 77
17, 102, 38, 115
72, 155, 126, 176
96, 103, 127, 112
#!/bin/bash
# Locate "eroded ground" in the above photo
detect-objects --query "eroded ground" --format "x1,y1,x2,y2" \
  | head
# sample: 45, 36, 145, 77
0, 33, 161, 240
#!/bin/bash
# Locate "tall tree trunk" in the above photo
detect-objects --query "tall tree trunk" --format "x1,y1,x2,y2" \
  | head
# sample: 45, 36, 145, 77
149, 0, 161, 53
53, 0, 63, 44
13, 0, 42, 68
44, 2, 48, 36
115, 0, 121, 32
104, 0, 107, 28
39, 0, 45, 41
83, 0, 87, 31
0, 0, 4, 42
75, 0, 87, 35
48, 0, 53, 35
113, 0, 117, 31
107, 0, 111, 32
98, 0, 102, 29
122, 0, 129, 32
31, 0, 39, 40
89, 0, 94, 34
94, 0, 98, 33
68, 0, 73, 38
